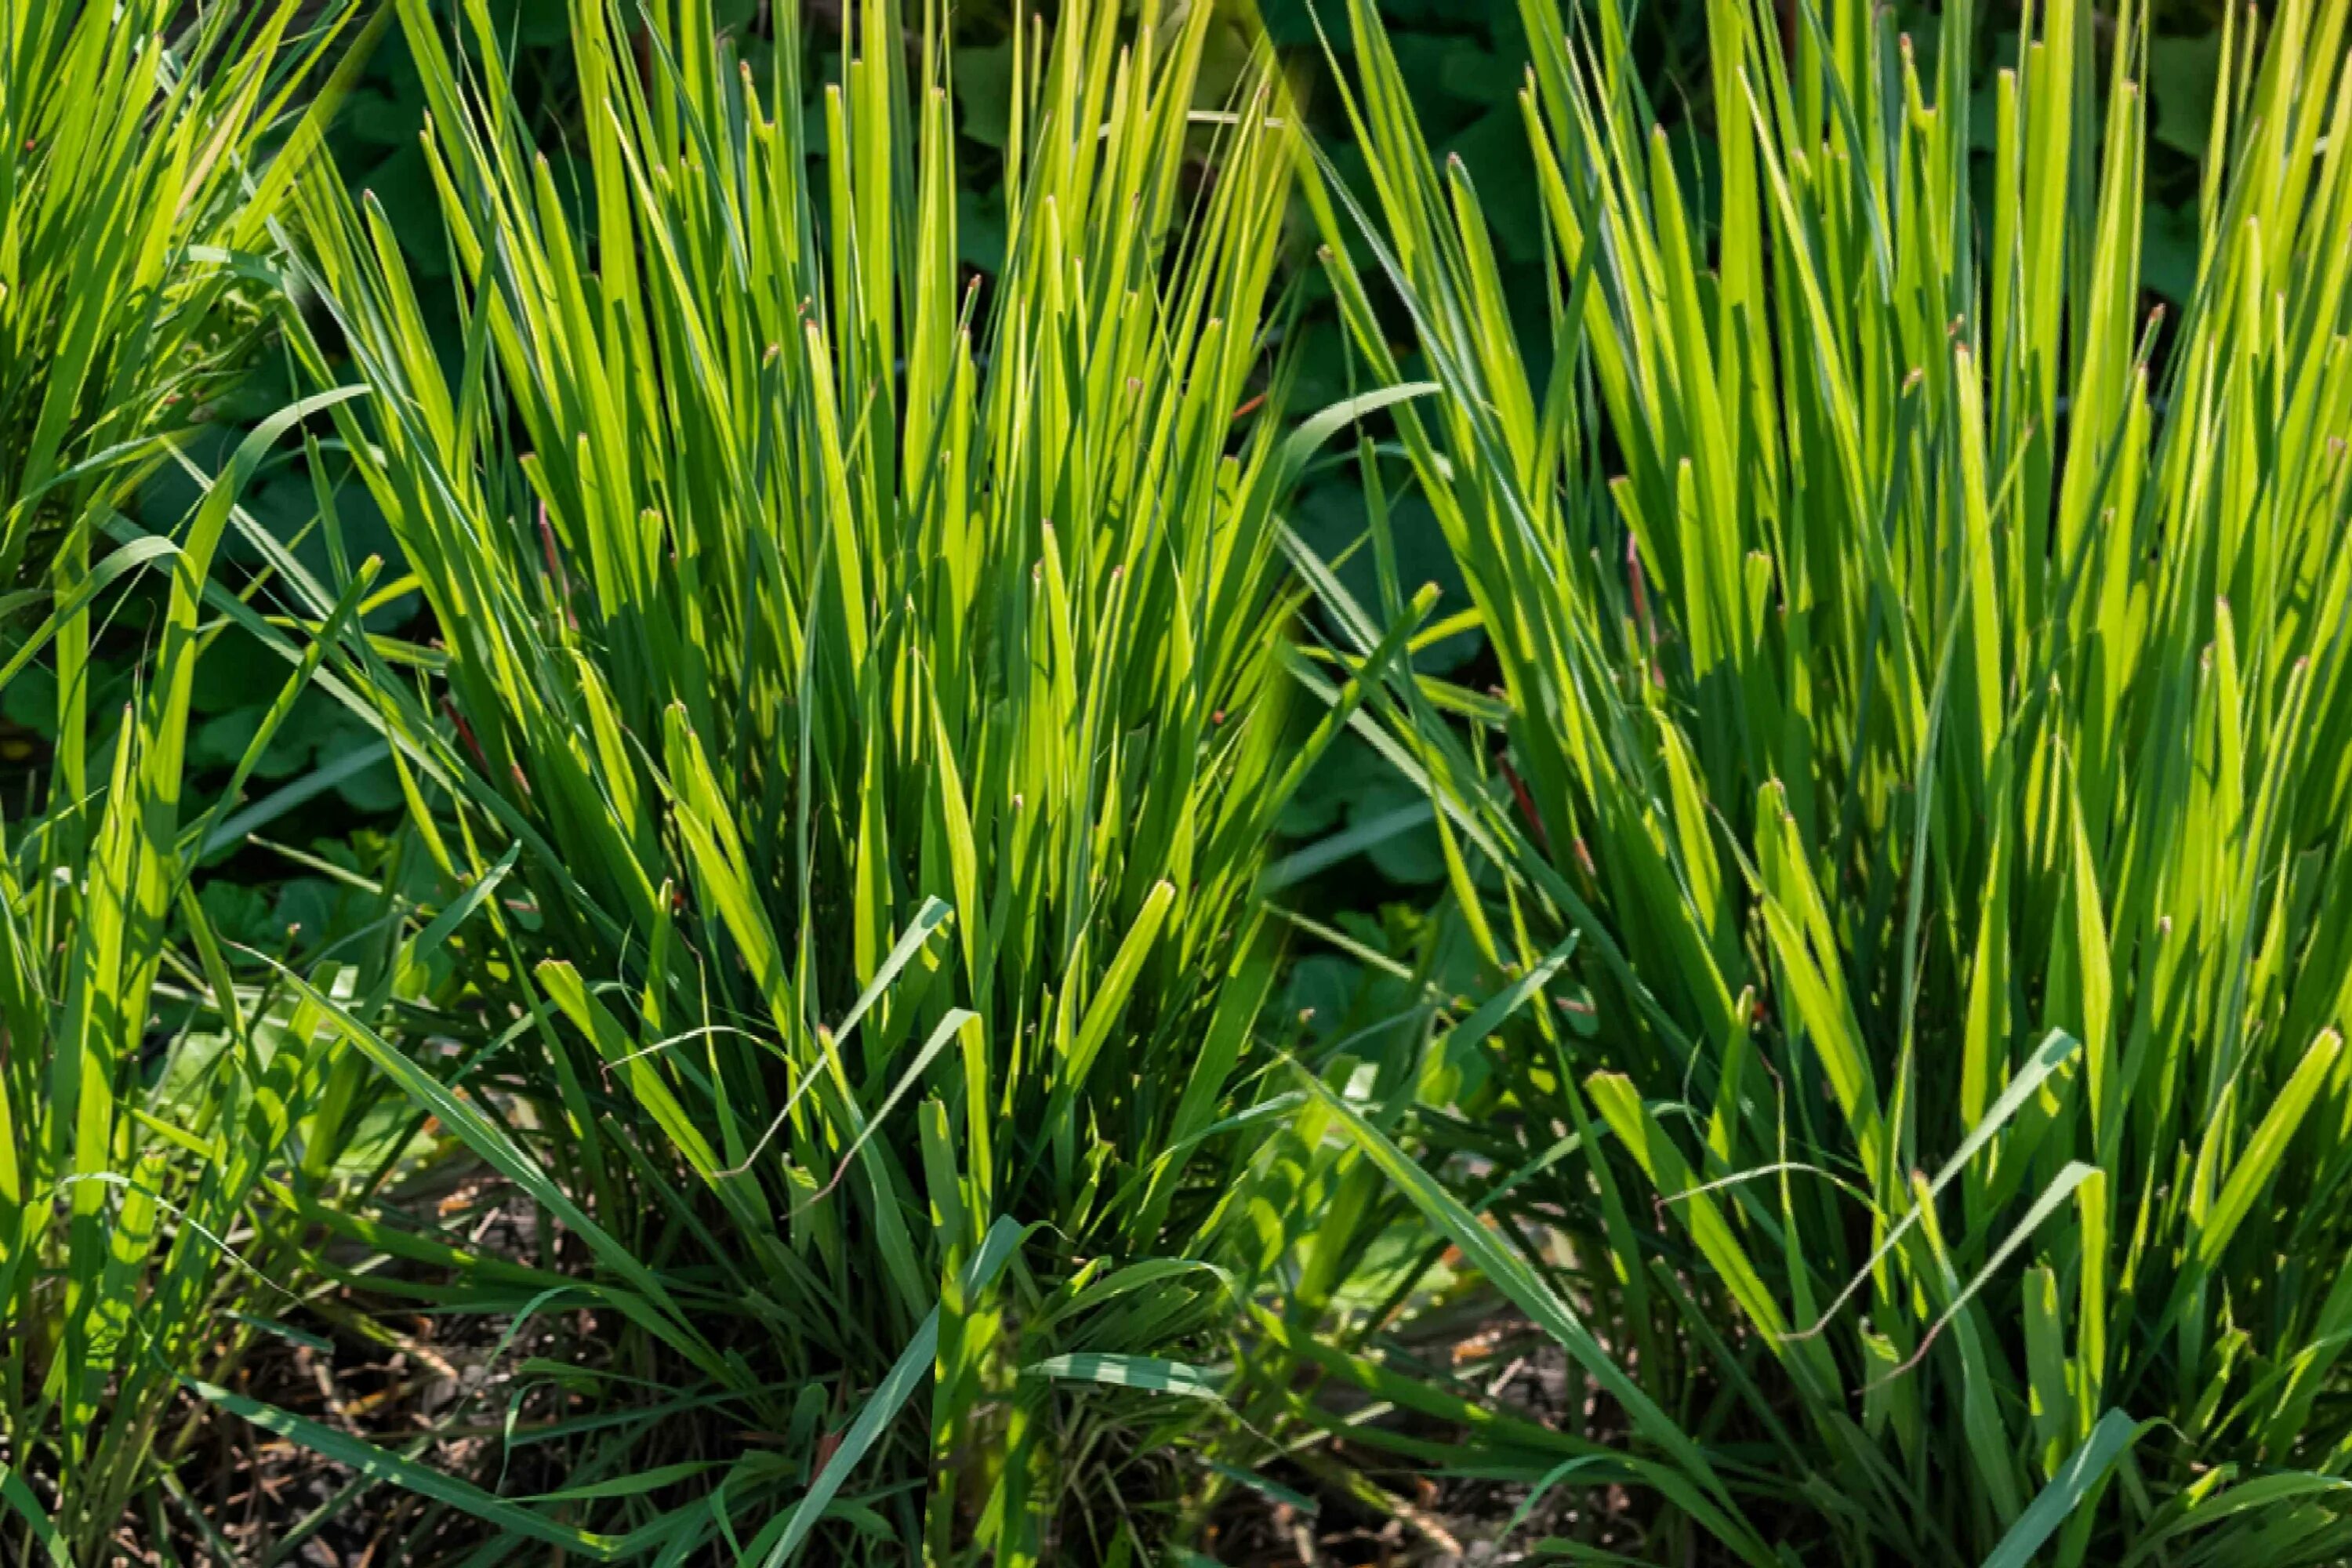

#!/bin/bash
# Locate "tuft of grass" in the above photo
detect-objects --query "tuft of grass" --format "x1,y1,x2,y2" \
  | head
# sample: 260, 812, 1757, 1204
1, 4, 394, 1555
1305, 0, 2352, 1558
266, 0, 1411, 1558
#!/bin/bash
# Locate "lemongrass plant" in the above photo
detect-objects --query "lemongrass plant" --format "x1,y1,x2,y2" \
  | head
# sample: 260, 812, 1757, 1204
0, 3, 400, 1555
263, 0, 1417, 1558
1301, 0, 2352, 1559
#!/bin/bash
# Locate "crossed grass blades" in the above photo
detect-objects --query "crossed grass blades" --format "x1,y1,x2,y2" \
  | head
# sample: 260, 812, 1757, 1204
250, 0, 1434, 1559
1302, 0, 2352, 1558
0, 1, 447, 1560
